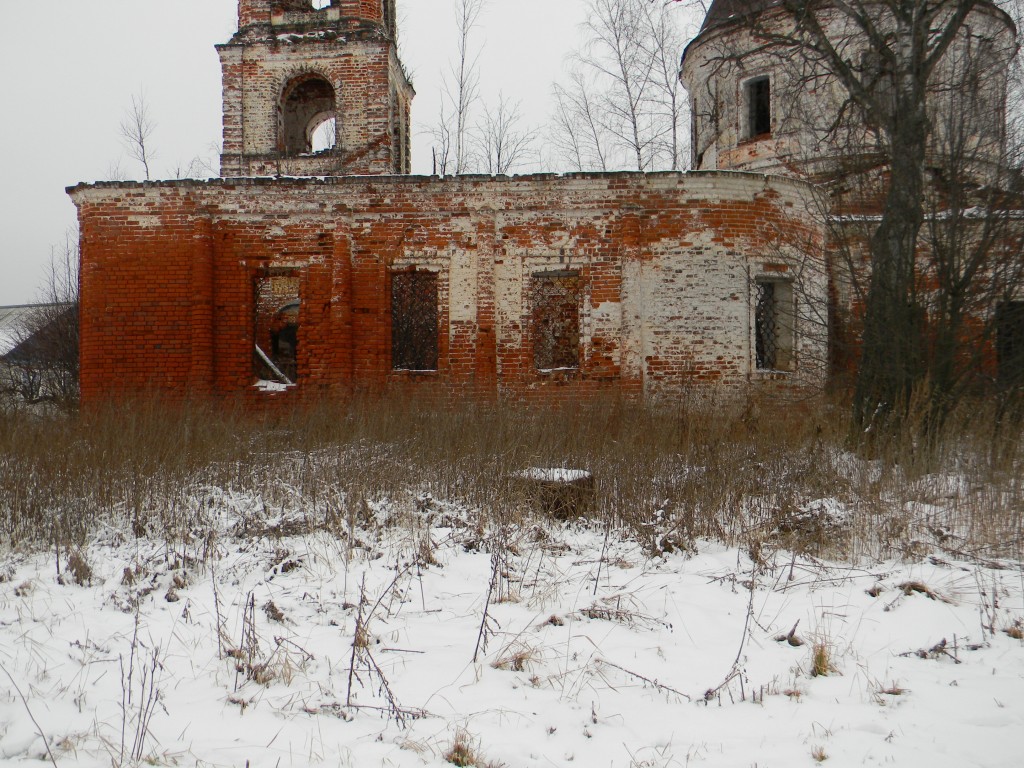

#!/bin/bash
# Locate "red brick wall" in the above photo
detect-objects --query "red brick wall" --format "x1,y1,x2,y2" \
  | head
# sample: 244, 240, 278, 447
70, 172, 830, 406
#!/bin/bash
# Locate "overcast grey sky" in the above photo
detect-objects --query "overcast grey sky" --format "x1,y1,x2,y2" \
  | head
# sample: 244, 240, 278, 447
0, 1, 698, 306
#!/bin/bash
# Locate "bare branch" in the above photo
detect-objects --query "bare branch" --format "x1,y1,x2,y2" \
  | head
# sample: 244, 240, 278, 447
475, 94, 537, 175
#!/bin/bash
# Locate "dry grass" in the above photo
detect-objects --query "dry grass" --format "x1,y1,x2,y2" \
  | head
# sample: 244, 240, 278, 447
810, 641, 837, 678
490, 641, 539, 672
0, 392, 1021, 564
443, 728, 504, 768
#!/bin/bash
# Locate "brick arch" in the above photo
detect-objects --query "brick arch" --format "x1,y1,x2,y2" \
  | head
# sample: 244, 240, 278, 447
278, 71, 338, 156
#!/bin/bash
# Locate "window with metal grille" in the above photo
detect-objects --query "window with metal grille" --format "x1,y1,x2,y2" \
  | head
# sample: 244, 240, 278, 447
531, 270, 581, 371
755, 279, 794, 371
996, 300, 1024, 387
254, 270, 301, 384
745, 76, 771, 138
391, 270, 439, 371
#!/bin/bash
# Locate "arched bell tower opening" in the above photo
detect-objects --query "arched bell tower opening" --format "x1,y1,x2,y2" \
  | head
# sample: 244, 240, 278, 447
280, 75, 337, 156
220, 0, 414, 176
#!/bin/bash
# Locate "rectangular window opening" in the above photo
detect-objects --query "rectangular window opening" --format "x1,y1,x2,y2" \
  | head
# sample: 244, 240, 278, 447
391, 270, 439, 371
996, 300, 1024, 388
253, 270, 301, 385
746, 76, 771, 139
531, 270, 581, 371
755, 279, 794, 371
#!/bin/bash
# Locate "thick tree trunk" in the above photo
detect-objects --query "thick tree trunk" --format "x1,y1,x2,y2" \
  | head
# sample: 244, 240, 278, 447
853, 96, 928, 428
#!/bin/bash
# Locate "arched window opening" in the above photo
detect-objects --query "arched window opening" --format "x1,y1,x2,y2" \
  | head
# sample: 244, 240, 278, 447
281, 75, 337, 156
311, 0, 332, 9
310, 115, 337, 153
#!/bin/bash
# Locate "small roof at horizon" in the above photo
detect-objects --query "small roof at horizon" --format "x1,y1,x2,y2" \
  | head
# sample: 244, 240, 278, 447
697, 0, 1010, 34
699, 0, 781, 32
0, 303, 73, 357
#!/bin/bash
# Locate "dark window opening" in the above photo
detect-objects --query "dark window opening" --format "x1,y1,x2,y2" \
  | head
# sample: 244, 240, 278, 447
746, 76, 771, 139
281, 75, 337, 156
391, 271, 439, 371
755, 279, 794, 371
391, 91, 403, 173
254, 271, 301, 384
996, 301, 1024, 387
531, 271, 581, 371
403, 100, 412, 173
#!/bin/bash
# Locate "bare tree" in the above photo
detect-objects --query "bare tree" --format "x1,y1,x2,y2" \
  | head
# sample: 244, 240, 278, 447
683, 0, 1023, 429
1, 232, 79, 408
551, 70, 613, 171
434, 0, 487, 175
579, 0, 656, 170
637, 0, 688, 170
431, 116, 454, 176
106, 159, 130, 182
120, 93, 156, 181
551, 0, 689, 172
170, 153, 218, 181
474, 94, 536, 174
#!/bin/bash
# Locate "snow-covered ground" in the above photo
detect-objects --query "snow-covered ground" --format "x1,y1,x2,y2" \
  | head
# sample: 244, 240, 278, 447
1, 507, 1022, 768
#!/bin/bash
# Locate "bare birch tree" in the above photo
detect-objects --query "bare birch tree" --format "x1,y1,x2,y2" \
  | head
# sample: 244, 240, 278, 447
551, 70, 612, 171
120, 93, 156, 181
579, 0, 656, 170
434, 0, 487, 175
638, 0, 688, 170
550, 0, 689, 172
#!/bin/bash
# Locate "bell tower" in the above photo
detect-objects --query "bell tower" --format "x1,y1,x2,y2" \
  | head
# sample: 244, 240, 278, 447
218, 0, 412, 177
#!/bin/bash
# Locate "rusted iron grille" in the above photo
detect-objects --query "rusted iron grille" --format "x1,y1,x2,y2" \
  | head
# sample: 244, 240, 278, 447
391, 271, 439, 370
531, 271, 581, 370
755, 280, 780, 370
253, 271, 300, 383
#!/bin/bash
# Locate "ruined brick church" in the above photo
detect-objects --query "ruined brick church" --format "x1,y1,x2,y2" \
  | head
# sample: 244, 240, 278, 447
68, 0, 1018, 405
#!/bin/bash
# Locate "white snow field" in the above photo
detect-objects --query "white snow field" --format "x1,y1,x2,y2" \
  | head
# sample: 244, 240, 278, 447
1, 505, 1022, 768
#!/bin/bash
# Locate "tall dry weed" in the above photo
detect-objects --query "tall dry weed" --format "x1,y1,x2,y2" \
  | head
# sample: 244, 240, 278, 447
0, 391, 1020, 562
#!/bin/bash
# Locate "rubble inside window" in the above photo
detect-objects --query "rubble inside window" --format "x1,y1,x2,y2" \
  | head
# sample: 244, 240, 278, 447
391, 270, 439, 371
254, 270, 301, 385
531, 271, 581, 371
